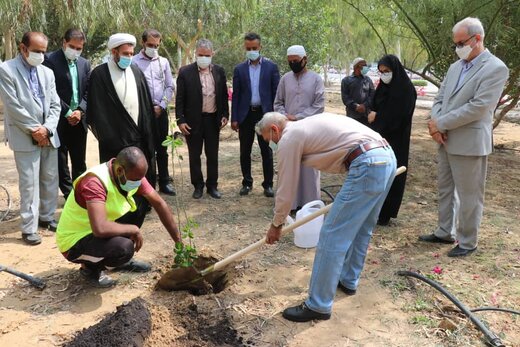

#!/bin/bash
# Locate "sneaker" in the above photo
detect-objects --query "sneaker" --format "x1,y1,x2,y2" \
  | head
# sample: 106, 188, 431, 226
80, 267, 117, 288
22, 233, 42, 245
114, 259, 151, 273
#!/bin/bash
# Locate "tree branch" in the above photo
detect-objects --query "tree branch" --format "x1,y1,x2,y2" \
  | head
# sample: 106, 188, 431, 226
390, 0, 435, 60
405, 65, 440, 87
493, 94, 519, 128
343, 0, 387, 54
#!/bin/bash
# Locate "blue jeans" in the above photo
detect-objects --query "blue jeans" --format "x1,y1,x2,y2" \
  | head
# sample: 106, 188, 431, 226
305, 147, 396, 314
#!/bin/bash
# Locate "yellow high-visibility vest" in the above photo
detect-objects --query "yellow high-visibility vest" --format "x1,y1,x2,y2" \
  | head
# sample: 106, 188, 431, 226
56, 162, 138, 252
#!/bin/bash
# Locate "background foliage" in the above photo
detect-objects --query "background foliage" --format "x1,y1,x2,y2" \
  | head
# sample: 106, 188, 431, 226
0, 0, 518, 124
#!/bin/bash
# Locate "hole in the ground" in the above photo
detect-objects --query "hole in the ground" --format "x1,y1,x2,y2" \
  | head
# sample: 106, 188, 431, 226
157, 255, 231, 295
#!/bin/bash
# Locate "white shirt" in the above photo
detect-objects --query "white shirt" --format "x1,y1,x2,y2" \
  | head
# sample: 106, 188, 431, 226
108, 58, 139, 125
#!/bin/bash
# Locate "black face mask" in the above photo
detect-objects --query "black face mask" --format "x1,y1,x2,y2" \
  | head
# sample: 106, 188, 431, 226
289, 59, 305, 73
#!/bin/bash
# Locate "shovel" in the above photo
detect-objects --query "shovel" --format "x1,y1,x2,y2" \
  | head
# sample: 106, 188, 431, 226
0, 264, 46, 289
159, 166, 407, 291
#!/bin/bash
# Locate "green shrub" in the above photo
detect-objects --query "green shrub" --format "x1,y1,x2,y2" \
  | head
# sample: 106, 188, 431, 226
412, 80, 428, 87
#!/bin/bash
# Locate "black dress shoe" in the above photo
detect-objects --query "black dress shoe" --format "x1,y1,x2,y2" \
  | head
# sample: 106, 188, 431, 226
239, 186, 252, 196
192, 188, 203, 199
38, 219, 58, 232
263, 187, 274, 197
418, 234, 454, 244
159, 183, 176, 196
282, 303, 331, 322
207, 187, 222, 199
338, 282, 357, 296
448, 245, 477, 257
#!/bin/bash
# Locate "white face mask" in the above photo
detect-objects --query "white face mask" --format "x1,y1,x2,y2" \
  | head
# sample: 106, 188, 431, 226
455, 44, 473, 60
196, 56, 212, 69
145, 47, 158, 59
64, 46, 81, 61
380, 72, 393, 84
26, 51, 44, 67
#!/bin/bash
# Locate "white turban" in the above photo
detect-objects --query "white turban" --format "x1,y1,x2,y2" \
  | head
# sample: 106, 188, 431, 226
287, 45, 306, 57
352, 57, 366, 67
107, 33, 136, 50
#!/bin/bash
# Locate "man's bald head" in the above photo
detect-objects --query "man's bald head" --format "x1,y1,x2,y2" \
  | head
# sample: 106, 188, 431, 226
114, 146, 148, 181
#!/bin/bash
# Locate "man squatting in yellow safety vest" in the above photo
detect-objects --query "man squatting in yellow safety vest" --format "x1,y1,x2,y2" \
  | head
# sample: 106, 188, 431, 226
56, 146, 181, 287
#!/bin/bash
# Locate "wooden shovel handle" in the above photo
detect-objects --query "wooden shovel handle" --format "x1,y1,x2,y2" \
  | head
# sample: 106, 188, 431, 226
209, 166, 407, 273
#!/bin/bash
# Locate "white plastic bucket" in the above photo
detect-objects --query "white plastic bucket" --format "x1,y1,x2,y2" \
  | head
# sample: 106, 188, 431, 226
292, 200, 325, 248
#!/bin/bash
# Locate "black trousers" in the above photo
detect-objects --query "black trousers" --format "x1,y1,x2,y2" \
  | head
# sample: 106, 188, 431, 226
65, 234, 134, 271
186, 115, 220, 189
114, 195, 149, 228
239, 108, 273, 188
57, 120, 87, 198
154, 109, 170, 185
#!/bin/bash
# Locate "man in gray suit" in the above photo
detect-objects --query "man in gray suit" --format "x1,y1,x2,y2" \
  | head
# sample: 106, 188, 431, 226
419, 18, 509, 257
0, 32, 61, 245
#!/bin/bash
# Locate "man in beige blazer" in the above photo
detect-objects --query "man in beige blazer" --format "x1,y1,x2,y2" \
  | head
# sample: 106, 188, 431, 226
0, 32, 61, 245
420, 17, 509, 257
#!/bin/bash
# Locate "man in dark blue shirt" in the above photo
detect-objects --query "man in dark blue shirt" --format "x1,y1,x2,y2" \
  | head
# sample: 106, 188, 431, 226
341, 57, 374, 126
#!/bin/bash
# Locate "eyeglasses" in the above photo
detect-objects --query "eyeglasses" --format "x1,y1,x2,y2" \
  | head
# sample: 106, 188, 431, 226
453, 35, 475, 49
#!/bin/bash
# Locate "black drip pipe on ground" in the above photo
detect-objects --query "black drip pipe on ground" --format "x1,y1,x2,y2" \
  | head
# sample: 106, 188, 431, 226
471, 307, 520, 315
397, 270, 505, 347
321, 185, 342, 202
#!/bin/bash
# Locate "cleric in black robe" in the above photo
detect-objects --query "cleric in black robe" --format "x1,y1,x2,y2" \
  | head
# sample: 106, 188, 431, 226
87, 33, 156, 227
369, 54, 417, 225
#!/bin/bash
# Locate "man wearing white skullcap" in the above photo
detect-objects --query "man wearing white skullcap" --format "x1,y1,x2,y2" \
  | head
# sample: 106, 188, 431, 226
273, 45, 325, 212
341, 57, 374, 125
87, 33, 157, 227
286, 45, 306, 57
107, 33, 136, 50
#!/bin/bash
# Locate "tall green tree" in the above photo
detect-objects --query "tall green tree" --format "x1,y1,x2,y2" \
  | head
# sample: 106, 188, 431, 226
344, 0, 520, 127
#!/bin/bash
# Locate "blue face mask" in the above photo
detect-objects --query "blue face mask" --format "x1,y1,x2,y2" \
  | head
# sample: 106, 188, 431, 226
121, 179, 141, 192
361, 66, 369, 75
117, 56, 132, 69
119, 170, 142, 192
269, 129, 278, 152
246, 50, 260, 61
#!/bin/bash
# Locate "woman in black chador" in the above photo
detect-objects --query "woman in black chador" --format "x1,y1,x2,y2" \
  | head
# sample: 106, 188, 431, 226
369, 54, 417, 225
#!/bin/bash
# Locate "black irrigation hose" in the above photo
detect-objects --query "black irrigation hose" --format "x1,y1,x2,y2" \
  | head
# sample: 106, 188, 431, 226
321, 185, 343, 202
0, 184, 12, 222
471, 307, 520, 316
397, 270, 505, 347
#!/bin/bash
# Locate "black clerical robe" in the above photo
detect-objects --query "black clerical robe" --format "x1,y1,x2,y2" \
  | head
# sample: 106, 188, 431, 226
87, 63, 156, 187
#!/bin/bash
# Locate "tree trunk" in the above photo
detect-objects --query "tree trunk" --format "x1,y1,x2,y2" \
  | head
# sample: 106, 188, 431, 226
4, 29, 14, 60
493, 94, 520, 129
177, 45, 182, 70
323, 64, 329, 87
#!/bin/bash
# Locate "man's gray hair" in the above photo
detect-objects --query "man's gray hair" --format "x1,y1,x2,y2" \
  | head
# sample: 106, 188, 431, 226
196, 38, 213, 51
255, 112, 287, 135
453, 17, 485, 37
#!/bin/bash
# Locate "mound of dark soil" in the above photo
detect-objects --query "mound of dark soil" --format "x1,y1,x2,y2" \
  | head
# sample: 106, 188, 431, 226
64, 298, 151, 347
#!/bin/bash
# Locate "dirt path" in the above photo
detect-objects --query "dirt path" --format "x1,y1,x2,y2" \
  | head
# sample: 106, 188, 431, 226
0, 99, 519, 346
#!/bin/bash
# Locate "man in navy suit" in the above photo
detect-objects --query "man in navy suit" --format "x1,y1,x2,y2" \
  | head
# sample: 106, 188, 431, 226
231, 33, 280, 197
44, 28, 91, 200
